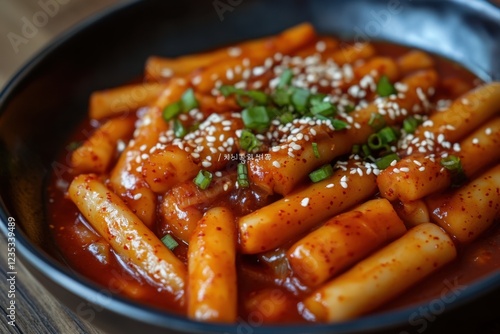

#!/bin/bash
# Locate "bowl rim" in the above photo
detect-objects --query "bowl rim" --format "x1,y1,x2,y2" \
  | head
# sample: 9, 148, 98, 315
1, 0, 500, 333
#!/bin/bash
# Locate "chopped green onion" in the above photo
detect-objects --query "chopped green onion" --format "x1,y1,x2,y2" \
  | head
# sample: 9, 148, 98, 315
193, 170, 213, 190
375, 153, 400, 170
312, 142, 320, 158
376, 75, 397, 97
440, 155, 467, 187
368, 113, 386, 131
367, 133, 384, 150
161, 234, 179, 251
309, 164, 334, 183
309, 93, 327, 106
378, 126, 398, 144
291, 88, 310, 113
173, 119, 187, 138
240, 129, 261, 152
66, 141, 82, 151
440, 155, 462, 171
219, 85, 237, 96
362, 144, 372, 158
344, 105, 355, 113
331, 119, 348, 130
162, 101, 182, 121
242, 106, 270, 130
311, 101, 335, 117
181, 88, 198, 112
278, 69, 293, 88
352, 144, 360, 155
237, 163, 250, 188
279, 111, 295, 124
272, 88, 291, 106
236, 90, 269, 107
403, 116, 420, 134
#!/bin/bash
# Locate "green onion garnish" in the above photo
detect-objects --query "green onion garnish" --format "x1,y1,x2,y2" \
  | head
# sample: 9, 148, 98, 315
162, 101, 182, 121
311, 102, 335, 117
220, 85, 267, 107
161, 234, 179, 251
272, 88, 291, 106
278, 69, 293, 88
351, 144, 360, 155
173, 119, 187, 138
236, 90, 268, 107
312, 142, 320, 158
193, 170, 213, 190
375, 153, 400, 170
242, 106, 270, 131
378, 126, 398, 144
279, 111, 295, 124
240, 129, 262, 152
403, 116, 420, 134
309, 164, 334, 183
219, 85, 237, 96
440, 155, 462, 171
181, 88, 198, 111
362, 144, 372, 158
66, 141, 82, 151
331, 119, 348, 130
344, 105, 355, 113
376, 75, 397, 97
291, 88, 310, 113
367, 133, 384, 150
309, 93, 327, 106
237, 163, 250, 188
368, 113, 386, 131
440, 155, 467, 187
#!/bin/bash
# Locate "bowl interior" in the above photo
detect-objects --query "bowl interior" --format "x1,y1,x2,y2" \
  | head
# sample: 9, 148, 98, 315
1, 0, 500, 333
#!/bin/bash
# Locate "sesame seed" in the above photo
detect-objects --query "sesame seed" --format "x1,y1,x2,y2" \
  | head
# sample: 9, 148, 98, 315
340, 181, 348, 189
202, 161, 212, 168
192, 75, 202, 86
133, 193, 142, 200
272, 161, 281, 168
301, 197, 310, 207
419, 166, 426, 172
400, 167, 410, 173
472, 138, 479, 145
161, 68, 173, 78
326, 183, 334, 188
393, 168, 400, 173
228, 47, 242, 57
485, 128, 492, 135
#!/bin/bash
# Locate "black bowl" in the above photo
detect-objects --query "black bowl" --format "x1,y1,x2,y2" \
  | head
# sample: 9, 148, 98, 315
1, 0, 500, 333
